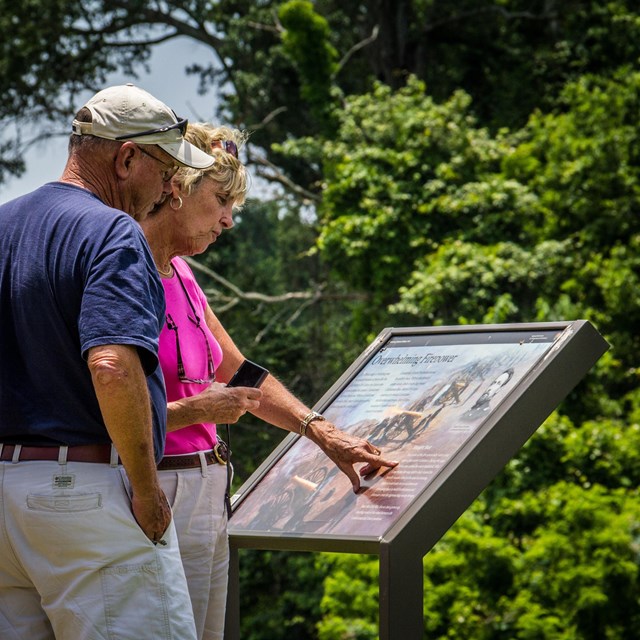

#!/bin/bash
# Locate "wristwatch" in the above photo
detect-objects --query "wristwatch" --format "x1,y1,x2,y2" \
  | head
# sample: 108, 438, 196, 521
299, 411, 326, 437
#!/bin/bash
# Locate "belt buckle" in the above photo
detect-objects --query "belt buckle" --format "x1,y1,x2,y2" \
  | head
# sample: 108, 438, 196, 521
213, 443, 228, 465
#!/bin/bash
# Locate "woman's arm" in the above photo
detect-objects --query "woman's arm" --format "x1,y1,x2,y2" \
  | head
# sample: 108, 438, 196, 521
204, 305, 398, 491
166, 383, 261, 432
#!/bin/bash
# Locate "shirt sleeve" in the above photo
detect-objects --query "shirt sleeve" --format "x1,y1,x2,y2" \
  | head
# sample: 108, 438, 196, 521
79, 222, 165, 375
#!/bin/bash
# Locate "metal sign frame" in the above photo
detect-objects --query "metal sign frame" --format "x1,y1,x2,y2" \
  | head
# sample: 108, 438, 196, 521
226, 320, 609, 639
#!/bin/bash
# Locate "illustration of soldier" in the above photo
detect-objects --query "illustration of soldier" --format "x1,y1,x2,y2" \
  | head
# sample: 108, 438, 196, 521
461, 368, 515, 421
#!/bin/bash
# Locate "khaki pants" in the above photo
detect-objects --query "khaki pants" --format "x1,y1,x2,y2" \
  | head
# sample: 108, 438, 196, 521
159, 456, 230, 640
0, 460, 197, 640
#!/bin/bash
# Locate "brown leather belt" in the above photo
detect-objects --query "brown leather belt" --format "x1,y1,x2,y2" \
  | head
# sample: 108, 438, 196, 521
157, 442, 230, 471
0, 443, 113, 463
0, 441, 231, 469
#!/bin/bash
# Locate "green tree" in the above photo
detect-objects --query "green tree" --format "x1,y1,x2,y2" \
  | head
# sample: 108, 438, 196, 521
305, 76, 536, 332
279, 0, 339, 133
196, 14, 640, 640
238, 550, 330, 640
310, 68, 640, 413
297, 66, 640, 640
3, 1, 640, 191
317, 553, 379, 640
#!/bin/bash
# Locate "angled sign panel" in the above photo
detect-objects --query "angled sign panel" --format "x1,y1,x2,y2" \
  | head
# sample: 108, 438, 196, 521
229, 321, 608, 554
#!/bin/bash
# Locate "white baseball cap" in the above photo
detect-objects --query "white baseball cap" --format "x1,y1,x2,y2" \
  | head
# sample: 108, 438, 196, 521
71, 84, 214, 169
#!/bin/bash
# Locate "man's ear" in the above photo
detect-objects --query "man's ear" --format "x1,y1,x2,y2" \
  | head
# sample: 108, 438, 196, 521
114, 142, 137, 179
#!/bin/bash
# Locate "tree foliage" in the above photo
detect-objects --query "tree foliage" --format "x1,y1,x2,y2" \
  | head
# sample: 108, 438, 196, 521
238, 550, 330, 640
307, 68, 640, 416
3, 1, 640, 190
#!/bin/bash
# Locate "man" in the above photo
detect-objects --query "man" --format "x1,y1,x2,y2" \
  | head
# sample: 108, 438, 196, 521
0, 84, 213, 640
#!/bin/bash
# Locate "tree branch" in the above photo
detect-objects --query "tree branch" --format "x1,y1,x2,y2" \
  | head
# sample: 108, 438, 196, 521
249, 155, 321, 203
333, 25, 380, 80
185, 258, 368, 312
245, 20, 282, 35
185, 257, 318, 303
247, 106, 288, 132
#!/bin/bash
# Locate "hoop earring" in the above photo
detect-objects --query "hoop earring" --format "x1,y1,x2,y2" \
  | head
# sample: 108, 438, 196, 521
170, 196, 183, 210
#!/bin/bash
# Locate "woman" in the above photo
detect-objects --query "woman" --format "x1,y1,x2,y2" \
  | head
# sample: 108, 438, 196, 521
141, 123, 396, 639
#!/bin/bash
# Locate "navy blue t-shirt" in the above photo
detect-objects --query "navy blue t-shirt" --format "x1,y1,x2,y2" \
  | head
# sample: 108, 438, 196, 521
0, 183, 167, 461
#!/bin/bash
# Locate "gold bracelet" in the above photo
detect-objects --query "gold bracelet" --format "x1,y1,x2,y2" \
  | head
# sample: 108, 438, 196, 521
300, 411, 325, 437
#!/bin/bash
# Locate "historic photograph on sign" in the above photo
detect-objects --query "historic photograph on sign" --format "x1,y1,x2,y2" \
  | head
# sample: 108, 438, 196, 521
230, 328, 565, 538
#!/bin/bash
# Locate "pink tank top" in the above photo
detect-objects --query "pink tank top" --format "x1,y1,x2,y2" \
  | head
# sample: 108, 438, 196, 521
159, 257, 223, 455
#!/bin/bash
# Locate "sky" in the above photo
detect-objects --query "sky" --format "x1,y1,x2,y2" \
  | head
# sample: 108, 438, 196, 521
0, 37, 220, 204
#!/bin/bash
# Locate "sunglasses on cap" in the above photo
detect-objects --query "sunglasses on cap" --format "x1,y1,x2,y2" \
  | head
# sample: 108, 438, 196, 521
210, 139, 239, 159
115, 116, 188, 141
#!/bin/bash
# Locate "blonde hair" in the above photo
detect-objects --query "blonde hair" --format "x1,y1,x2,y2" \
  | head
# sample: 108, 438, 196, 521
174, 123, 249, 208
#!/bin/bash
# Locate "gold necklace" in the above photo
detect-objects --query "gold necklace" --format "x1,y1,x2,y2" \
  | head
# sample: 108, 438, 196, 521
157, 263, 174, 277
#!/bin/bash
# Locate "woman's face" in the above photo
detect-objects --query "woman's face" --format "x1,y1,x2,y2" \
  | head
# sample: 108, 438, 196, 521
174, 176, 235, 256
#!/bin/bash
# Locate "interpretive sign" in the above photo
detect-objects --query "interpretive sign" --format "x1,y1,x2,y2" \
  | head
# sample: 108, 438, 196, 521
226, 321, 609, 640
229, 321, 609, 552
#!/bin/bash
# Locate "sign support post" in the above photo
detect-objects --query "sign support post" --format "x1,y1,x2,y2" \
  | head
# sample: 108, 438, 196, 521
379, 543, 423, 640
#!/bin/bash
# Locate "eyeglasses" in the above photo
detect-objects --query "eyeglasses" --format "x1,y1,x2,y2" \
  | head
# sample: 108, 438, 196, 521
211, 139, 239, 159
165, 270, 216, 384
165, 313, 216, 384
115, 116, 188, 141
136, 146, 179, 182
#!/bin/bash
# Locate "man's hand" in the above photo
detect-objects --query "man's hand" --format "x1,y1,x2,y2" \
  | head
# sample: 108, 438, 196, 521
88, 343, 171, 540
132, 486, 172, 543
305, 420, 398, 493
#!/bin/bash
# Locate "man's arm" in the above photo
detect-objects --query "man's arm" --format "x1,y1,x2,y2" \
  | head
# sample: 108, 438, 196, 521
87, 343, 170, 542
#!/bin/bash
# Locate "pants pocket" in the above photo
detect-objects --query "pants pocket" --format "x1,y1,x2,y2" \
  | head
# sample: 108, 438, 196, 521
101, 561, 172, 639
26, 492, 102, 512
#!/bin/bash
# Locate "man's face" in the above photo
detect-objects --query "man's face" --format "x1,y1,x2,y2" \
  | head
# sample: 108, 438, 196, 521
127, 144, 178, 220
